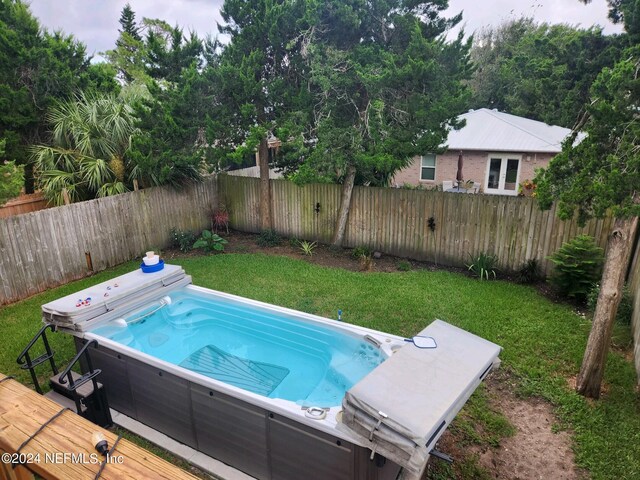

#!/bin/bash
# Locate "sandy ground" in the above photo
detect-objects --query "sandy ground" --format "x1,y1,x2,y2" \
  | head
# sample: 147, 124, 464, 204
476, 375, 583, 480
428, 372, 585, 480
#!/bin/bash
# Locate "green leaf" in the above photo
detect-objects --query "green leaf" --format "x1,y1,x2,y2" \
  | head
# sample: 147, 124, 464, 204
192, 239, 207, 249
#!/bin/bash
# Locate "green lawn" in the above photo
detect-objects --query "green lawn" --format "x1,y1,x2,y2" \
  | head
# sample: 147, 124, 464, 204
1, 253, 638, 479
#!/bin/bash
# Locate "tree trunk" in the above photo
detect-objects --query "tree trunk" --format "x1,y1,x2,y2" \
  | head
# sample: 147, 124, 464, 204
331, 164, 357, 247
576, 214, 639, 398
258, 137, 272, 231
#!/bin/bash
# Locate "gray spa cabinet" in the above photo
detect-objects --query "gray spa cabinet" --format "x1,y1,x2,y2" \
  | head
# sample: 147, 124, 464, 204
75, 337, 401, 480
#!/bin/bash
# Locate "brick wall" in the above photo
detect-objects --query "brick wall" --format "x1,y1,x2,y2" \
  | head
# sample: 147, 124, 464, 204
392, 150, 555, 191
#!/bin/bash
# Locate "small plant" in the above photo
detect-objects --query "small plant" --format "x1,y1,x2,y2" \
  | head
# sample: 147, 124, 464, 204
587, 283, 633, 325
517, 179, 537, 197
466, 252, 498, 280
289, 237, 300, 247
352, 245, 372, 259
193, 230, 228, 253
298, 240, 317, 256
397, 260, 412, 271
401, 183, 425, 190
517, 259, 541, 284
169, 227, 197, 253
548, 235, 603, 300
257, 229, 282, 247
212, 207, 229, 234
359, 254, 374, 272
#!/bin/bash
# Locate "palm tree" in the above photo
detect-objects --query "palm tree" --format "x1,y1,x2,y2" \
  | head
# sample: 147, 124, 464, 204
32, 92, 140, 205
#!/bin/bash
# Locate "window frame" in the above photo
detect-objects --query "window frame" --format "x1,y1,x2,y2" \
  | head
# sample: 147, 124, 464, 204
419, 154, 436, 182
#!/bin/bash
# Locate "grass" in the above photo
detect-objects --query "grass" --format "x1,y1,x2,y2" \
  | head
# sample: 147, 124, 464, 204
113, 427, 215, 479
1, 253, 638, 479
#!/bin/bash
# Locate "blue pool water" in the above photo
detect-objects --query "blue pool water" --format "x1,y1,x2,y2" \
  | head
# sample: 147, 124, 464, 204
92, 288, 386, 406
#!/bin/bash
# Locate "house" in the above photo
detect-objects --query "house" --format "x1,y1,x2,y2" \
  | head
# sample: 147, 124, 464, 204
392, 108, 580, 195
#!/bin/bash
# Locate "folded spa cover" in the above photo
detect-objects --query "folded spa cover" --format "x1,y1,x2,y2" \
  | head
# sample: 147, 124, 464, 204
42, 264, 191, 331
340, 320, 501, 475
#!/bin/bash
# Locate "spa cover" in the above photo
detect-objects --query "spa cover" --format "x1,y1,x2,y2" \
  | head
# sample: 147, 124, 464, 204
340, 320, 501, 475
42, 264, 190, 330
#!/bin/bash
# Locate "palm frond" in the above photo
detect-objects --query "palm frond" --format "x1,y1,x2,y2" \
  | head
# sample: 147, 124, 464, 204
97, 181, 128, 198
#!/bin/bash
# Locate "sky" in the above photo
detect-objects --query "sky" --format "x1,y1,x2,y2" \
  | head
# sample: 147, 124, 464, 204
28, 0, 623, 60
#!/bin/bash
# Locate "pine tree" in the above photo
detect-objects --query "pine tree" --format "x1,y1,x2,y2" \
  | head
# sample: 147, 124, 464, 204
285, 0, 472, 246
117, 3, 141, 42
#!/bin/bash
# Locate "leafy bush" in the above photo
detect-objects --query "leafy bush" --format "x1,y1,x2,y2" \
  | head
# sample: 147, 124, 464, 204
257, 229, 282, 247
170, 227, 197, 253
517, 259, 541, 284
548, 235, 603, 300
397, 260, 412, 271
351, 245, 372, 259
401, 183, 425, 190
587, 283, 634, 325
288, 237, 300, 247
193, 230, 228, 252
467, 252, 498, 280
298, 240, 317, 256
0, 156, 24, 205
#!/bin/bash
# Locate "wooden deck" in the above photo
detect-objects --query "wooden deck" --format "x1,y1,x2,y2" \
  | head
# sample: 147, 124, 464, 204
0, 373, 200, 480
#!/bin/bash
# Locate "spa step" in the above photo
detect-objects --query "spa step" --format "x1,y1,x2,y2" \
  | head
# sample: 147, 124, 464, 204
49, 370, 102, 399
44, 390, 87, 413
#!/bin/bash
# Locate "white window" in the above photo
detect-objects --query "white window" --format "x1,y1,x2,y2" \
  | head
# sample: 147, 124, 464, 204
420, 154, 436, 181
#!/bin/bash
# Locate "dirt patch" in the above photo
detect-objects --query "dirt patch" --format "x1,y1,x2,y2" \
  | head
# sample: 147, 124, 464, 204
166, 229, 471, 275
428, 372, 585, 480
478, 377, 583, 479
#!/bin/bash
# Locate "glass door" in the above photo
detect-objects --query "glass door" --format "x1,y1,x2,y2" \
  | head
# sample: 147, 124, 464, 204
485, 155, 520, 195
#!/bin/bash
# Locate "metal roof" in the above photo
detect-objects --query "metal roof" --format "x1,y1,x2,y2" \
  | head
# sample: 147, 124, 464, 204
446, 108, 582, 153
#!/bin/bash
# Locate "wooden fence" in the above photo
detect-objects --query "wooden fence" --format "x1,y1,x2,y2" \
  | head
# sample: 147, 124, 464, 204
0, 193, 49, 219
218, 175, 613, 275
0, 177, 217, 305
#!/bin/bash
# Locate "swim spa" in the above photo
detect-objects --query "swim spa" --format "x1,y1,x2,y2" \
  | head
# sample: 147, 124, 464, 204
42, 265, 501, 480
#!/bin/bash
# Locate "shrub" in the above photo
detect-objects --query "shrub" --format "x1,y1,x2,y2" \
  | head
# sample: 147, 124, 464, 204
257, 229, 282, 247
289, 237, 300, 247
170, 228, 197, 253
397, 260, 412, 271
401, 183, 425, 190
193, 230, 228, 253
212, 207, 229, 234
298, 240, 317, 256
548, 235, 604, 300
587, 283, 634, 325
352, 245, 372, 259
466, 252, 498, 280
517, 259, 541, 284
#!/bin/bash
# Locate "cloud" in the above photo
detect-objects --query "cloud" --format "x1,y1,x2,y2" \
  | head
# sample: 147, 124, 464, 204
29, 0, 225, 57
444, 0, 623, 37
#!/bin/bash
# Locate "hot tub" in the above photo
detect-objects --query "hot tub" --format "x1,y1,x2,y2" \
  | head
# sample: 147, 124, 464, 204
43, 264, 500, 480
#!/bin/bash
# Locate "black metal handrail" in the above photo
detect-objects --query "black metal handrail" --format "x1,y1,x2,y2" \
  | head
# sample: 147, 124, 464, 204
16, 324, 58, 393
57, 339, 100, 390
56, 339, 107, 420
